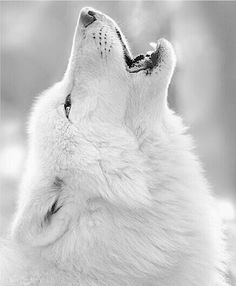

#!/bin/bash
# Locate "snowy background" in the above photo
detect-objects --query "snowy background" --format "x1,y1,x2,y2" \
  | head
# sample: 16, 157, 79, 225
1, 1, 236, 284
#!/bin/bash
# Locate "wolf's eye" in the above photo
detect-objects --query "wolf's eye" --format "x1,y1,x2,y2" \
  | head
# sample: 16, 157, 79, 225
64, 94, 71, 119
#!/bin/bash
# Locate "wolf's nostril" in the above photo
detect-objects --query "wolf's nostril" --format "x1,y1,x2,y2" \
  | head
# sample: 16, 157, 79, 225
80, 10, 96, 28
88, 10, 96, 17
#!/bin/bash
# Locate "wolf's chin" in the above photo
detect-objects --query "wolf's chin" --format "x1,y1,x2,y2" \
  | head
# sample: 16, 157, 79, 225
115, 26, 171, 74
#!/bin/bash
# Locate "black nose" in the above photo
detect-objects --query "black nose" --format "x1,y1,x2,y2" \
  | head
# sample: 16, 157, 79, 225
80, 9, 96, 27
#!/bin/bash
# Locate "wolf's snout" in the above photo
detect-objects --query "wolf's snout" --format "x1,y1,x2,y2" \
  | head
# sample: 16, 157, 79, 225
80, 8, 96, 28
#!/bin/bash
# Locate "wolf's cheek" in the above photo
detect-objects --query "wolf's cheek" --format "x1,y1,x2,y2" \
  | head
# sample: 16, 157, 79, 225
68, 95, 99, 124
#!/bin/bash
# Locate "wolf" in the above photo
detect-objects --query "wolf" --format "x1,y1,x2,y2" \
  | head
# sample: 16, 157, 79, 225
0, 7, 229, 286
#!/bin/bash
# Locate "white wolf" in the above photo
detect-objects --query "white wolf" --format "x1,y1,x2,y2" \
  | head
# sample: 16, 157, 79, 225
0, 7, 229, 286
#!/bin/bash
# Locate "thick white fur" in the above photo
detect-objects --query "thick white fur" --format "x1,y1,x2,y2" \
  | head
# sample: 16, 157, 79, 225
0, 7, 228, 286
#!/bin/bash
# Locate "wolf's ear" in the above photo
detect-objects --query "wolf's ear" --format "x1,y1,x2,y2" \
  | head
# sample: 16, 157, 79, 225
126, 39, 176, 137
11, 178, 70, 247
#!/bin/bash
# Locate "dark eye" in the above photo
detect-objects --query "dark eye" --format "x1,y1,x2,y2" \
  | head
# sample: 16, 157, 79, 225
64, 94, 71, 119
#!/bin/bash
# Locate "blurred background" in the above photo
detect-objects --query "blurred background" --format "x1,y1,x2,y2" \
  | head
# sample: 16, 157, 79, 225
1, 1, 236, 284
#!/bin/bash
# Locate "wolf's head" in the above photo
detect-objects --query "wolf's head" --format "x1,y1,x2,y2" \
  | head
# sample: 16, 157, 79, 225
65, 7, 176, 130
12, 7, 176, 259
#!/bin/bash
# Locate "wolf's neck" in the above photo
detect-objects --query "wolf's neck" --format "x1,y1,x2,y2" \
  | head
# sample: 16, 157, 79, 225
138, 110, 207, 195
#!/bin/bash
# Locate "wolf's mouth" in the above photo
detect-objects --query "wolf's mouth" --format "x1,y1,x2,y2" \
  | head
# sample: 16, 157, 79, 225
115, 28, 162, 74
79, 8, 163, 74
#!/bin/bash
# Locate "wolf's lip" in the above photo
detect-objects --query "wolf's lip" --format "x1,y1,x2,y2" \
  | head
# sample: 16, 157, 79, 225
125, 41, 162, 74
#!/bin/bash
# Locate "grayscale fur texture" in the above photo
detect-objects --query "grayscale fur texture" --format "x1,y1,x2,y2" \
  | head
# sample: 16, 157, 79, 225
0, 7, 229, 286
